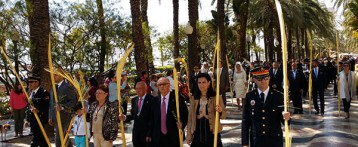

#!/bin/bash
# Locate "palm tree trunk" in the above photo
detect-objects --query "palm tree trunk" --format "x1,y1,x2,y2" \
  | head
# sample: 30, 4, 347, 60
130, 0, 148, 76
217, 0, 227, 67
264, 28, 268, 61
275, 24, 282, 61
287, 28, 293, 59
141, 0, 155, 74
236, 0, 249, 61
96, 0, 106, 73
295, 26, 300, 59
268, 20, 274, 62
188, 0, 199, 74
173, 0, 180, 69
25, 0, 51, 90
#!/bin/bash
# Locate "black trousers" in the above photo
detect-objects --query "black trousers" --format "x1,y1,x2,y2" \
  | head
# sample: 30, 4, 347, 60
312, 89, 325, 113
290, 91, 302, 113
30, 120, 48, 147
342, 98, 351, 113
221, 93, 227, 107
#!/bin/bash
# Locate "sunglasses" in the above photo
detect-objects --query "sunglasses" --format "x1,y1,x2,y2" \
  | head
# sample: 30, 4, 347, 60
157, 83, 169, 87
256, 76, 269, 81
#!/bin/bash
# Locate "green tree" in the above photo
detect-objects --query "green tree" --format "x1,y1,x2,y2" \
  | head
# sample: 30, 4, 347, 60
25, 0, 51, 89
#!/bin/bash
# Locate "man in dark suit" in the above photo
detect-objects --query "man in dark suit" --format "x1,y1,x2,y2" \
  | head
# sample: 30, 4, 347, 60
151, 77, 188, 147
311, 59, 327, 115
25, 74, 50, 147
214, 61, 230, 107
288, 62, 306, 114
189, 66, 200, 94
131, 81, 154, 147
242, 66, 291, 147
269, 62, 283, 92
48, 69, 77, 147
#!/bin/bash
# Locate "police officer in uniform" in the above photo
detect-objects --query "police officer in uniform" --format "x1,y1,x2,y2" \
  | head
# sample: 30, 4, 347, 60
241, 66, 291, 147
25, 74, 50, 147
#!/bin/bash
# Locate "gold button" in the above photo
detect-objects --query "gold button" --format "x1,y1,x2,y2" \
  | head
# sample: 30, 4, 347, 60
272, 109, 275, 112
263, 131, 266, 134
262, 110, 265, 113
263, 124, 265, 127
262, 117, 265, 120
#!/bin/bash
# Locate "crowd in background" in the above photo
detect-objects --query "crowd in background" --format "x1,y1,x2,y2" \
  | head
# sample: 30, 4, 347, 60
7, 55, 358, 147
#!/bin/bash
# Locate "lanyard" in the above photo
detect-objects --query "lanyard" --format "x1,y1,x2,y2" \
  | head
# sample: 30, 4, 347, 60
94, 103, 105, 121
75, 115, 82, 135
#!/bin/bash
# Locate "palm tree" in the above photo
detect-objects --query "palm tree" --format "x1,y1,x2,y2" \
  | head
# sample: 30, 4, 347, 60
233, 0, 250, 61
96, 0, 106, 73
141, 0, 155, 74
173, 0, 180, 69
217, 0, 227, 66
188, 0, 200, 72
25, 0, 51, 89
130, 0, 148, 75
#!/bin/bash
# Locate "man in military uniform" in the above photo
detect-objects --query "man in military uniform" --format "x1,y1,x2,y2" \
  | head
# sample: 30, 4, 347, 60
241, 66, 291, 147
25, 74, 50, 147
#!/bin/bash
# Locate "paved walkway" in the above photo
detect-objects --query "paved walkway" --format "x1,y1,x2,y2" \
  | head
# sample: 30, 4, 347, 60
1, 84, 357, 146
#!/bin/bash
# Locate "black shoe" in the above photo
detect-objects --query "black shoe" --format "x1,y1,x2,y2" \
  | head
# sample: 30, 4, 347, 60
315, 111, 319, 115
299, 111, 303, 114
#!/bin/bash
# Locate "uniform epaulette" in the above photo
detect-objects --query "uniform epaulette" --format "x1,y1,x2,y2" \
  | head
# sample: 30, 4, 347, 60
273, 89, 284, 95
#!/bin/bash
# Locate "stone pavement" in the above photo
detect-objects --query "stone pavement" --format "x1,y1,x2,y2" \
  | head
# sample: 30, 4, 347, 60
1, 84, 357, 147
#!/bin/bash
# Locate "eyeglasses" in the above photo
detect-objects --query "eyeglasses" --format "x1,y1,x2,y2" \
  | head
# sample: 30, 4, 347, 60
157, 83, 169, 87
256, 77, 269, 81
95, 92, 106, 95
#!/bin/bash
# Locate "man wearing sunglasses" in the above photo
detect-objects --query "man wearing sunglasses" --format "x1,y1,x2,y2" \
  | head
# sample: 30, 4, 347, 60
242, 66, 291, 147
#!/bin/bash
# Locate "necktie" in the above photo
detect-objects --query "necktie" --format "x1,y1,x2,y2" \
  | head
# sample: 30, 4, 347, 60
274, 69, 277, 76
138, 97, 143, 112
161, 97, 167, 134
315, 68, 318, 78
31, 91, 35, 99
260, 92, 265, 104
293, 70, 296, 80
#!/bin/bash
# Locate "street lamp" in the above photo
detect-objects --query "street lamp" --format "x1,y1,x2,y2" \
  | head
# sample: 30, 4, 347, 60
246, 35, 252, 61
274, 39, 279, 61
184, 22, 193, 35
11, 29, 20, 74
274, 39, 279, 47
292, 43, 296, 59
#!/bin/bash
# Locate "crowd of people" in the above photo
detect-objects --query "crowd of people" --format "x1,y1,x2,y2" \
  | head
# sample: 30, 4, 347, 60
7, 56, 358, 147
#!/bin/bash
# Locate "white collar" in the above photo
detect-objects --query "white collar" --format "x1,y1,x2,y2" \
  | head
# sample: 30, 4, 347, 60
57, 80, 64, 87
257, 87, 270, 101
32, 87, 40, 94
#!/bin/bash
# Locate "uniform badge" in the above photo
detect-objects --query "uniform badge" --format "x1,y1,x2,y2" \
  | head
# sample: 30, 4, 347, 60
250, 100, 255, 106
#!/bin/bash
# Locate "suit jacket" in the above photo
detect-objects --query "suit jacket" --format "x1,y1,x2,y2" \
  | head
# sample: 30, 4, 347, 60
269, 68, 283, 91
151, 91, 188, 147
131, 94, 154, 146
27, 87, 50, 125
189, 72, 199, 93
288, 69, 306, 92
214, 68, 230, 94
311, 65, 327, 91
49, 81, 78, 123
242, 88, 286, 147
